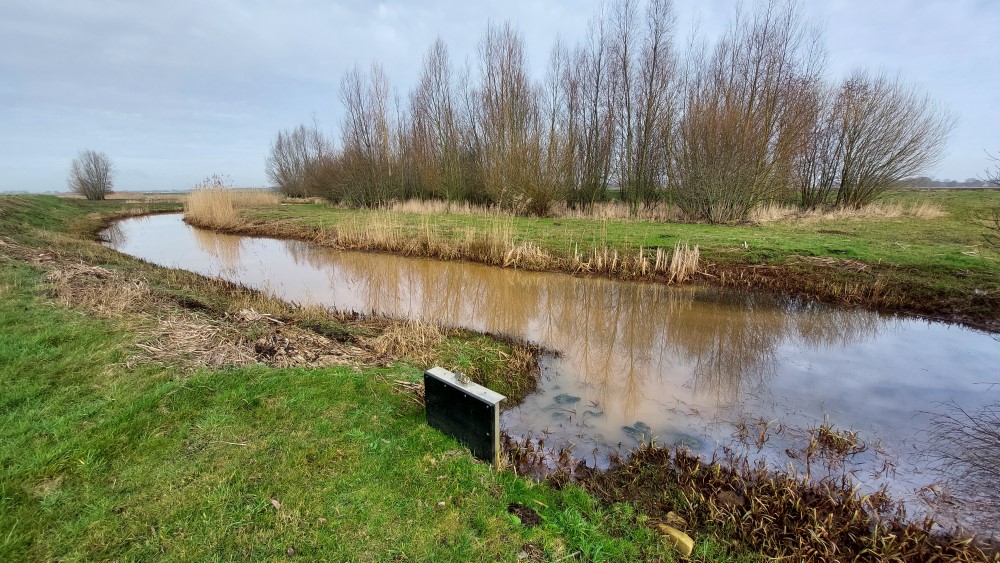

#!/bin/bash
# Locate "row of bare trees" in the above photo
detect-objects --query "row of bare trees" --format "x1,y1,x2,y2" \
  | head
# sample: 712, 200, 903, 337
266, 0, 954, 222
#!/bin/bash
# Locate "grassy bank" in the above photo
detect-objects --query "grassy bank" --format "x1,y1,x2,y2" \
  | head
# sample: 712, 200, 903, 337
188, 189, 1000, 330
1, 195, 749, 560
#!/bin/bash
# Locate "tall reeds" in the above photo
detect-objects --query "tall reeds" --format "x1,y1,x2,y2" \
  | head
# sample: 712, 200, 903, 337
321, 212, 699, 281
184, 186, 281, 229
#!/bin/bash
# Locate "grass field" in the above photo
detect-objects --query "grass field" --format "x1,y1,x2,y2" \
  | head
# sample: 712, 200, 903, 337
187, 189, 1000, 330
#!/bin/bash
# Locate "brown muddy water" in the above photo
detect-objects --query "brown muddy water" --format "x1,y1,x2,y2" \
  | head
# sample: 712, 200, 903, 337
104, 214, 1000, 535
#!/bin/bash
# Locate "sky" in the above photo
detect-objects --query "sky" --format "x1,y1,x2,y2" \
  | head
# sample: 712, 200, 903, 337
1, 0, 997, 192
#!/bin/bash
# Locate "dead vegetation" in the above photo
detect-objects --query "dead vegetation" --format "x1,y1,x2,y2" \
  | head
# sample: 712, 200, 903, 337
750, 200, 947, 224
236, 193, 948, 226
3, 237, 540, 388
185, 190, 702, 284
367, 320, 446, 366
184, 181, 281, 230
928, 401, 1000, 533
503, 429, 997, 562
386, 198, 684, 223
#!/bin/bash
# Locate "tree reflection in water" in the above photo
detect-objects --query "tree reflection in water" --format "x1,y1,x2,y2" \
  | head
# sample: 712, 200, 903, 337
280, 239, 884, 411
192, 227, 245, 276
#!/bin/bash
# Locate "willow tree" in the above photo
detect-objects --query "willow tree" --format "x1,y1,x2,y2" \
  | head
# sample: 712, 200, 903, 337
568, 13, 618, 209
472, 22, 548, 215
405, 37, 470, 203
612, 0, 678, 214
831, 70, 954, 208
265, 123, 333, 198
68, 149, 115, 200
339, 63, 399, 207
672, 0, 825, 223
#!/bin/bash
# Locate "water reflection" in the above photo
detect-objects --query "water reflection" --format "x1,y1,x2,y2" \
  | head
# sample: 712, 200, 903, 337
275, 238, 887, 412
192, 228, 245, 276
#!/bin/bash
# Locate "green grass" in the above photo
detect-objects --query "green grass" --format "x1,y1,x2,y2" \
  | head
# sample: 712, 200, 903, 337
0, 195, 756, 561
252, 191, 997, 271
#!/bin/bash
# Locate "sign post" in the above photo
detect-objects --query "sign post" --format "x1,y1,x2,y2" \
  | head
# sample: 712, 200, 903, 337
424, 367, 506, 465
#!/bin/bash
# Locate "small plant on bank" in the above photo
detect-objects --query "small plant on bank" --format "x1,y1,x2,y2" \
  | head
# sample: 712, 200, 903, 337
979, 150, 1000, 249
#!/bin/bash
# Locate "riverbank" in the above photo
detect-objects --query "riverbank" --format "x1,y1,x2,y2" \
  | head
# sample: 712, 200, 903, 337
1, 196, 710, 560
188, 189, 1000, 332
3, 195, 996, 561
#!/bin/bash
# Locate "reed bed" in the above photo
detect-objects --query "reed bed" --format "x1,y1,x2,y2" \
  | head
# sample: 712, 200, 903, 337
750, 200, 946, 223
387, 197, 945, 224
184, 187, 281, 229
321, 212, 699, 282
386, 198, 684, 222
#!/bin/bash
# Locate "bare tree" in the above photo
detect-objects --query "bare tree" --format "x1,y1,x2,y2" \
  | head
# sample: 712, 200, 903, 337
339, 63, 400, 207
794, 81, 841, 209
568, 12, 618, 209
406, 37, 469, 203
829, 70, 955, 208
68, 149, 115, 200
984, 150, 1000, 187
612, 0, 678, 214
672, 0, 825, 223
977, 150, 1000, 248
473, 22, 547, 215
265, 122, 333, 198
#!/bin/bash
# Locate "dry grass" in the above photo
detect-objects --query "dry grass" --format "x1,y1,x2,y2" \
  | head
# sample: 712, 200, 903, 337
8, 240, 365, 371
185, 188, 281, 229
6, 235, 543, 389
367, 320, 447, 366
505, 437, 997, 562
750, 201, 946, 223
386, 198, 683, 222
320, 212, 699, 282
106, 191, 188, 203
554, 201, 683, 222
668, 242, 700, 283
387, 197, 945, 225
45, 263, 152, 316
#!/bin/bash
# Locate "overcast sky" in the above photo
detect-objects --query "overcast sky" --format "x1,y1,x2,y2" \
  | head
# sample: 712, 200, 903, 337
1, 0, 997, 192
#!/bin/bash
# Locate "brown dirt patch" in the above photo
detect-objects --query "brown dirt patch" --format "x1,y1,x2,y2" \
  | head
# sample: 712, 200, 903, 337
507, 502, 542, 528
